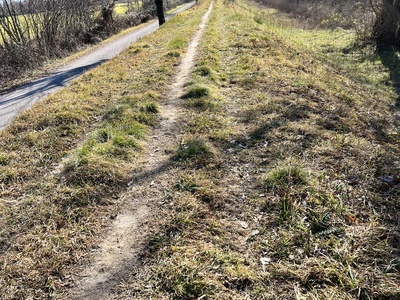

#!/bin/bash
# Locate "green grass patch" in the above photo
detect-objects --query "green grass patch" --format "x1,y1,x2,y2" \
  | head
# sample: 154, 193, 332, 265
196, 65, 212, 76
176, 138, 213, 160
182, 84, 211, 98
167, 36, 186, 49
186, 97, 215, 110
263, 163, 307, 189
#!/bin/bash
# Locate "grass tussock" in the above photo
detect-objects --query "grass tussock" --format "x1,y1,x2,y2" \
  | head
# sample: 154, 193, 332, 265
182, 84, 211, 98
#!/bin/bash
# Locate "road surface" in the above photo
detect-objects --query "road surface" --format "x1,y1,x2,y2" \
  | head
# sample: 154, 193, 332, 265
0, 3, 195, 130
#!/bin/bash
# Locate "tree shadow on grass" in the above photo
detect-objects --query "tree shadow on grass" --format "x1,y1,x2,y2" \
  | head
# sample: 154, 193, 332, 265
378, 48, 400, 105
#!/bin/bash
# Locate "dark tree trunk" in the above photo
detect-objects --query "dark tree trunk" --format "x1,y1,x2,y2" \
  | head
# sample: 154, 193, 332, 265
155, 0, 165, 26
373, 0, 400, 48
101, 0, 116, 28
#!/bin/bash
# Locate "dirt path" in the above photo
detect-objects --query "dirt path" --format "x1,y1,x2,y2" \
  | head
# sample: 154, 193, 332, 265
63, 3, 214, 299
0, 3, 194, 130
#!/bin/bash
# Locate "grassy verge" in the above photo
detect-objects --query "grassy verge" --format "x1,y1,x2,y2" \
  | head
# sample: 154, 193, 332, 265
0, 2, 209, 299
123, 0, 400, 299
246, 3, 400, 99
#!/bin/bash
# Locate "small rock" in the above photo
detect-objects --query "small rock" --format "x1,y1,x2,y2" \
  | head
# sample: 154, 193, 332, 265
380, 175, 395, 184
346, 177, 358, 185
260, 257, 271, 265
251, 229, 260, 236
239, 221, 248, 229
260, 257, 271, 271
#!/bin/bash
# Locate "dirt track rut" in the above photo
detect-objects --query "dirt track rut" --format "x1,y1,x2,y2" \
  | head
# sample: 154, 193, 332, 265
64, 3, 214, 299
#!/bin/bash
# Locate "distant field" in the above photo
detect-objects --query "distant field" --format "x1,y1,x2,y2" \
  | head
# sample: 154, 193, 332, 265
115, 2, 143, 15
0, 14, 32, 44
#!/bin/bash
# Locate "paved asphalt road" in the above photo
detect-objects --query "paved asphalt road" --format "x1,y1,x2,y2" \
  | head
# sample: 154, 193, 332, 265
0, 2, 195, 130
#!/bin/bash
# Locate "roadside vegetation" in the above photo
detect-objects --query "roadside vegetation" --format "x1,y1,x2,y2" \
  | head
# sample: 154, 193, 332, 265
0, 0, 184, 90
256, 0, 400, 97
0, 0, 399, 299
259, 0, 400, 48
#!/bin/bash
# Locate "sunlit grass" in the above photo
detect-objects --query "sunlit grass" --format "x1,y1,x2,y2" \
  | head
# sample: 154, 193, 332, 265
114, 2, 144, 15
1, 0, 399, 299
123, 0, 400, 299
0, 2, 208, 299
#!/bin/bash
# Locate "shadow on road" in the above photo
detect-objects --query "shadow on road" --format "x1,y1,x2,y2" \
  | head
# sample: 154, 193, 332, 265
0, 60, 106, 108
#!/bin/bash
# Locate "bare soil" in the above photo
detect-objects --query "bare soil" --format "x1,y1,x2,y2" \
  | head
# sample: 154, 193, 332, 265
62, 3, 214, 299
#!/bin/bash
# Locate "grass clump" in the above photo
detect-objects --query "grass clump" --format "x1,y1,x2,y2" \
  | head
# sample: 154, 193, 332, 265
263, 163, 307, 189
182, 85, 211, 98
186, 97, 215, 111
196, 65, 212, 76
0, 153, 11, 166
176, 138, 213, 160
167, 51, 181, 57
141, 102, 159, 114
61, 154, 128, 188
153, 256, 214, 298
167, 36, 186, 49
262, 163, 308, 223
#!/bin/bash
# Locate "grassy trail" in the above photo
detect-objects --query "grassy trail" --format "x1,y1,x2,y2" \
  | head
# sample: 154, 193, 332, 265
0, 2, 210, 298
117, 0, 400, 299
64, 3, 215, 299
0, 0, 399, 299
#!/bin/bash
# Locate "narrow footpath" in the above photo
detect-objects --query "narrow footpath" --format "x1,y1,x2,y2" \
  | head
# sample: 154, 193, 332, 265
63, 2, 214, 299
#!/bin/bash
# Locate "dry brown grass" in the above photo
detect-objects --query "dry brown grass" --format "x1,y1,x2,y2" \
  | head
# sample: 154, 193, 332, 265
1, 0, 399, 298
0, 3, 209, 298
119, 0, 400, 299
